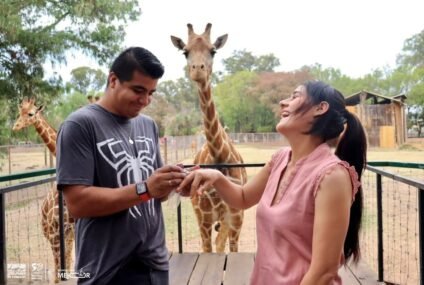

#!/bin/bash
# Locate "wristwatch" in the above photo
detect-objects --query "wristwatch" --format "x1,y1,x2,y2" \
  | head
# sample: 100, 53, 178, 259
135, 182, 151, 202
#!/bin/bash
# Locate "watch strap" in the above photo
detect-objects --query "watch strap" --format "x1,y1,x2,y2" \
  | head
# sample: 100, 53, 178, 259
136, 182, 151, 202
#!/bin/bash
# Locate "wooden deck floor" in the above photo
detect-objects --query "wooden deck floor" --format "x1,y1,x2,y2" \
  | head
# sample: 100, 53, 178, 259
7, 252, 379, 284
168, 252, 379, 285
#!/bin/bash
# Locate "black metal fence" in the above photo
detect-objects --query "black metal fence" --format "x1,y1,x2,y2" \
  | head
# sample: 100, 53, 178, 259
0, 162, 423, 284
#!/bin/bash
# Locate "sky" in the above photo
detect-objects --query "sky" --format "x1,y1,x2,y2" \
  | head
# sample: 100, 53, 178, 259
62, 0, 424, 82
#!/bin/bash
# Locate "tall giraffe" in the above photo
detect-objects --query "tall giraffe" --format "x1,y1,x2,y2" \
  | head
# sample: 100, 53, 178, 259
12, 97, 74, 283
171, 23, 247, 252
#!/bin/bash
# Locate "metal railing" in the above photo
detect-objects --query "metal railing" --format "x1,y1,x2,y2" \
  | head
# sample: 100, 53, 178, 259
0, 162, 423, 284
365, 161, 424, 284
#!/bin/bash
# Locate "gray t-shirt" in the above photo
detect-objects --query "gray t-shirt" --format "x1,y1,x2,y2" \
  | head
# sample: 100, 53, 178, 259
56, 104, 168, 284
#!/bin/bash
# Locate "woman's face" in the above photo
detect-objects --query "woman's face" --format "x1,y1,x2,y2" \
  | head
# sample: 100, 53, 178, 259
276, 85, 315, 135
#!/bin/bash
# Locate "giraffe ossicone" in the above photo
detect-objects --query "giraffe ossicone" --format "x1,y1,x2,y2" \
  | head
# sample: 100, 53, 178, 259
171, 23, 247, 253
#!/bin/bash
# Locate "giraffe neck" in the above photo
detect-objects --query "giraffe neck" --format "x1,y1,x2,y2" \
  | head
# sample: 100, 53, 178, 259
198, 84, 232, 162
33, 114, 57, 156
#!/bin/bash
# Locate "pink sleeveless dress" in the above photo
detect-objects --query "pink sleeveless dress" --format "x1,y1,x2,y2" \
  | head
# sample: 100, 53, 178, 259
250, 143, 360, 285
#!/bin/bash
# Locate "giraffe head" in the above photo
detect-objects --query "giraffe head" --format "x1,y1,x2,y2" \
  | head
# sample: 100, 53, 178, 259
12, 97, 44, 131
171, 23, 228, 85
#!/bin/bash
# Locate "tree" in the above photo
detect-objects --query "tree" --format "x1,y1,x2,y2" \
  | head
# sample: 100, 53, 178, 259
155, 78, 202, 135
222, 50, 280, 75
248, 70, 313, 121
397, 29, 424, 69
0, 0, 140, 111
396, 29, 424, 136
215, 71, 259, 132
0, 0, 140, 143
70, 66, 106, 96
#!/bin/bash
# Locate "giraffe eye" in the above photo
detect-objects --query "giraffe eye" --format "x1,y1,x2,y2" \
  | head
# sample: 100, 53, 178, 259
28, 112, 34, 117
183, 50, 189, 58
210, 49, 217, 57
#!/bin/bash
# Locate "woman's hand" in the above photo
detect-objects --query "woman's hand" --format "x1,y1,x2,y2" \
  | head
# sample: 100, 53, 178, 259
176, 168, 223, 197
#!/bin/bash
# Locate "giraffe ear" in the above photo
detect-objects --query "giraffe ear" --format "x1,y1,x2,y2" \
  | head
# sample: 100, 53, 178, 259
36, 105, 44, 113
171, 36, 186, 50
213, 34, 228, 50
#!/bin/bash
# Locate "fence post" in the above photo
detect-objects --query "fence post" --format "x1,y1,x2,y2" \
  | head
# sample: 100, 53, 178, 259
0, 193, 6, 285
58, 191, 66, 281
419, 188, 424, 285
376, 173, 384, 282
7, 146, 11, 176
164, 137, 168, 164
177, 204, 183, 253
44, 145, 48, 167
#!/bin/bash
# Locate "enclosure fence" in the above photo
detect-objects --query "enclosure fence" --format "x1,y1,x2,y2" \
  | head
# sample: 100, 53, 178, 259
0, 161, 423, 284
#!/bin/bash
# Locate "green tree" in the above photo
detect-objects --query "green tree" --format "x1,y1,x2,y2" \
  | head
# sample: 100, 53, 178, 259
248, 70, 313, 122
395, 29, 424, 136
397, 29, 424, 69
222, 50, 280, 75
215, 71, 259, 132
70, 66, 107, 96
0, 0, 140, 142
156, 78, 202, 135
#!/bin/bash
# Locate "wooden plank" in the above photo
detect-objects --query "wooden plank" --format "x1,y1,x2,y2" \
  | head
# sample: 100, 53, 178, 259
339, 266, 360, 284
347, 260, 380, 285
188, 253, 226, 285
170, 253, 199, 285
224, 252, 255, 285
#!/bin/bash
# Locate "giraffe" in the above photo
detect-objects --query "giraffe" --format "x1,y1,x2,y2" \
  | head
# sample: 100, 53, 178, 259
171, 23, 247, 253
12, 97, 74, 283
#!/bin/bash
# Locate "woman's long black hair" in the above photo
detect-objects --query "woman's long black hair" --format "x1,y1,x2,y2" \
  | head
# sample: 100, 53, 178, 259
303, 80, 367, 263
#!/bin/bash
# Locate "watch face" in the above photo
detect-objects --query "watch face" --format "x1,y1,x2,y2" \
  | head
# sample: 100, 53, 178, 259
136, 183, 147, 195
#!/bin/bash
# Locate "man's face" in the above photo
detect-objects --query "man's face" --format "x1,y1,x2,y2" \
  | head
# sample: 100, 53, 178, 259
108, 70, 158, 118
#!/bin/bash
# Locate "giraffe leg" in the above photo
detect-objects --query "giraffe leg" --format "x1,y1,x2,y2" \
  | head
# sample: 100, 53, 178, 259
200, 223, 213, 252
228, 210, 244, 252
215, 221, 229, 253
65, 233, 74, 272
228, 227, 241, 252
51, 244, 60, 283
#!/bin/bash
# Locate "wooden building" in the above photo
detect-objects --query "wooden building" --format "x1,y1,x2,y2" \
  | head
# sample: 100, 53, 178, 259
345, 90, 406, 148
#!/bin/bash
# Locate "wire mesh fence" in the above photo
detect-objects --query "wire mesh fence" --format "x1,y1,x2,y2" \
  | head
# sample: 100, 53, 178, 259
1, 135, 423, 284
0, 144, 54, 176
360, 166, 423, 285
3, 178, 60, 284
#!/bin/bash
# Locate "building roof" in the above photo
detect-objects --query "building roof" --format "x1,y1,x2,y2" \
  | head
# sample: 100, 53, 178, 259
345, 90, 405, 106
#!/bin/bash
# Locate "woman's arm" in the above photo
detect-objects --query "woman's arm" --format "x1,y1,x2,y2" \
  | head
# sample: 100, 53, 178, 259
300, 166, 353, 285
177, 162, 271, 209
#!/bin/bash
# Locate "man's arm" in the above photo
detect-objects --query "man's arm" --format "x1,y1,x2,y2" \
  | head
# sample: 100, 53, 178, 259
63, 165, 187, 218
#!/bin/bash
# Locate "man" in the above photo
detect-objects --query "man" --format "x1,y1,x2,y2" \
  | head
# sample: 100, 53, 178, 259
56, 47, 185, 284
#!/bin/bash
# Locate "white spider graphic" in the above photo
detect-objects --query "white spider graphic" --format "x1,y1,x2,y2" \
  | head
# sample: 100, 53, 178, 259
97, 136, 157, 218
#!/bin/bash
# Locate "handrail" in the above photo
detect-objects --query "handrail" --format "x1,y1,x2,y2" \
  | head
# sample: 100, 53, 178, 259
0, 168, 56, 183
368, 161, 424, 169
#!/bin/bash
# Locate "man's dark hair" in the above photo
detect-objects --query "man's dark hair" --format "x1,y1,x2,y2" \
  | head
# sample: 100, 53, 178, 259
110, 47, 165, 83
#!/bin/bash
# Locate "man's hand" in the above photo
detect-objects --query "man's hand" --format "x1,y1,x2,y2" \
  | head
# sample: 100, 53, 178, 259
145, 165, 187, 199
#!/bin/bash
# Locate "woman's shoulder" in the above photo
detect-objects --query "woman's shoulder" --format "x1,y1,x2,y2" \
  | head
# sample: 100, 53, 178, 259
269, 147, 291, 168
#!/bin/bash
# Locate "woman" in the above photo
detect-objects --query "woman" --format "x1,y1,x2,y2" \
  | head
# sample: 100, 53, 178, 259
177, 80, 366, 284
